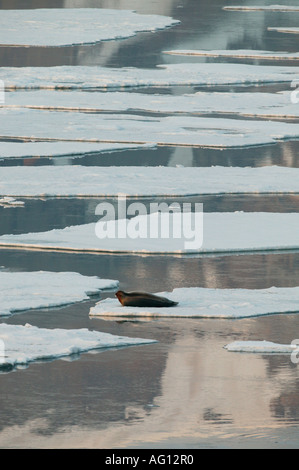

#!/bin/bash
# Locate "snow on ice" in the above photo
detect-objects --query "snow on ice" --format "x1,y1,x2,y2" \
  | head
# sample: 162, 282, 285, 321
224, 340, 299, 354
0, 141, 154, 160
223, 5, 299, 11
1, 63, 298, 89
0, 271, 118, 317
1, 109, 299, 148
0, 9, 179, 46
164, 49, 299, 60
89, 286, 299, 318
1, 166, 299, 198
0, 323, 156, 370
4, 89, 299, 118
0, 212, 298, 255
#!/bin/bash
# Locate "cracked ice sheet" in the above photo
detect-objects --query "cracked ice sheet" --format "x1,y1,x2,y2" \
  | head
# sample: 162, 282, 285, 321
4, 89, 299, 119
0, 9, 179, 47
0, 142, 154, 160
163, 49, 299, 60
0, 323, 156, 371
1, 109, 299, 148
0, 271, 118, 317
89, 286, 299, 318
223, 5, 299, 11
1, 63, 299, 90
2, 166, 299, 198
225, 341, 299, 353
0, 212, 298, 255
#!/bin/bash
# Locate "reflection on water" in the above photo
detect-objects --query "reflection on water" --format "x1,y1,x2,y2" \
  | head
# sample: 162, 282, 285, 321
1, 0, 299, 449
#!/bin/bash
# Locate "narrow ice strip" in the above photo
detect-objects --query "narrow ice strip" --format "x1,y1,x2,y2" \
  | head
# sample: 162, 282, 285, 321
0, 9, 179, 46
0, 271, 118, 317
4, 89, 299, 118
268, 27, 299, 35
2, 166, 299, 198
1, 63, 298, 89
224, 341, 299, 353
89, 286, 299, 318
0, 323, 156, 370
0, 212, 298, 255
163, 49, 299, 60
223, 5, 299, 11
2, 109, 299, 148
0, 141, 154, 160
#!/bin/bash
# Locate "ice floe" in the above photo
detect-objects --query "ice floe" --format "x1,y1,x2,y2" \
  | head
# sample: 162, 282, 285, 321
0, 323, 156, 370
1, 109, 299, 148
224, 340, 299, 354
89, 286, 299, 318
0, 197, 24, 208
0, 141, 154, 160
1, 166, 299, 198
268, 27, 299, 35
0, 212, 298, 255
3, 89, 299, 118
0, 271, 118, 317
1, 63, 298, 89
0, 9, 179, 47
223, 5, 299, 11
164, 49, 299, 60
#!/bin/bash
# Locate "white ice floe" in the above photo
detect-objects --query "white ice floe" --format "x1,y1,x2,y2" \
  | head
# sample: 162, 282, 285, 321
224, 340, 299, 353
0, 197, 24, 207
0, 271, 118, 317
3, 89, 299, 118
223, 5, 299, 11
268, 27, 299, 35
89, 286, 299, 318
0, 141, 154, 160
0, 9, 179, 47
1, 63, 298, 89
0, 323, 156, 370
0, 212, 298, 255
2, 166, 299, 198
164, 49, 299, 60
1, 109, 299, 148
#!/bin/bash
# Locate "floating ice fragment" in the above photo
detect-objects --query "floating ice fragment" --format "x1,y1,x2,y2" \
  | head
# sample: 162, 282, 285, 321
0, 9, 180, 46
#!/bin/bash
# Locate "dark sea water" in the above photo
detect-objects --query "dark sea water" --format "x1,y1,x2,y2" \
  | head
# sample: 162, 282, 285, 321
1, 0, 299, 449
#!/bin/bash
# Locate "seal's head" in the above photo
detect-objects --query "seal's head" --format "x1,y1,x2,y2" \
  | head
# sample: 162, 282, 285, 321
115, 290, 126, 305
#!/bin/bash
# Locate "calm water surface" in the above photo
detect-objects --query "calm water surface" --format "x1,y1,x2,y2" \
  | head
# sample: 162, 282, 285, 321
1, 0, 299, 449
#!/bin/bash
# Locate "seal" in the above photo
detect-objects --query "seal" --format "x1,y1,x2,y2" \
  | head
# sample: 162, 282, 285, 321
115, 290, 178, 307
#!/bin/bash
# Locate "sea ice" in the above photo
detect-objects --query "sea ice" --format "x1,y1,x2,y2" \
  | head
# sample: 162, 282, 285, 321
1, 63, 298, 89
0, 212, 298, 255
0, 9, 179, 46
164, 49, 299, 60
4, 89, 299, 118
0, 197, 24, 207
0, 323, 156, 370
224, 340, 299, 353
89, 286, 299, 318
223, 5, 299, 11
0, 141, 154, 160
0, 271, 118, 317
1, 108, 299, 148
268, 27, 299, 35
1, 166, 299, 197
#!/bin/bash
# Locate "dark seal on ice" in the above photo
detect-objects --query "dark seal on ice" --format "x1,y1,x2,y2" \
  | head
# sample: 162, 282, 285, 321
115, 290, 178, 307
